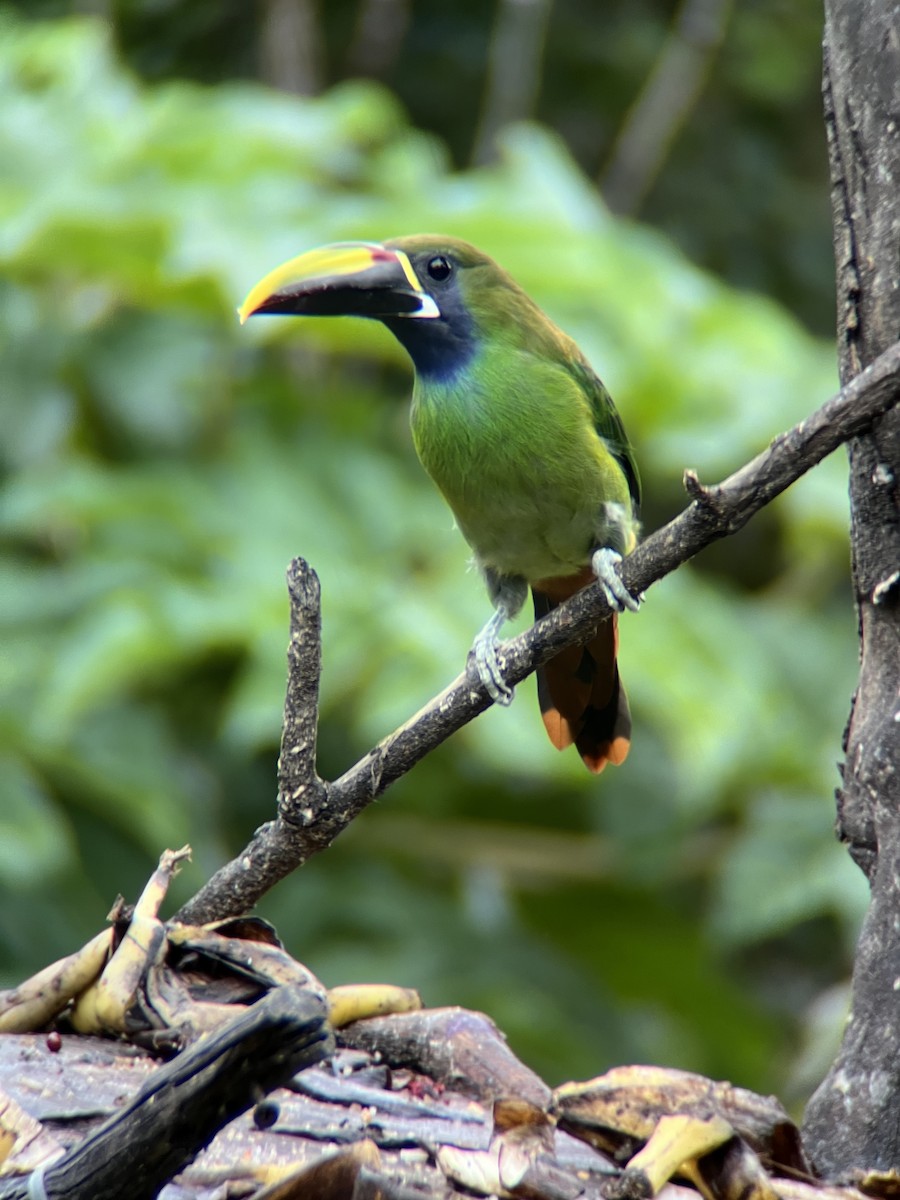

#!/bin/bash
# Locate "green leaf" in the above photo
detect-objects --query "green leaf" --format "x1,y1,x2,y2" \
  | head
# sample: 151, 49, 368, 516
712, 792, 868, 947
0, 754, 74, 888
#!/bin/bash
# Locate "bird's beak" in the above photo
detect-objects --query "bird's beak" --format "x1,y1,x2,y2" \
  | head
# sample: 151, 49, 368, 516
238, 241, 441, 325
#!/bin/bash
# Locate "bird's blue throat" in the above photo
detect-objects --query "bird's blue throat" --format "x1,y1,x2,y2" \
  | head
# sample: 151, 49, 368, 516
382, 297, 477, 382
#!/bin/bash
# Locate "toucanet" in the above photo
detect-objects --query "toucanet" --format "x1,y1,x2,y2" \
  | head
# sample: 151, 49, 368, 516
239, 236, 641, 772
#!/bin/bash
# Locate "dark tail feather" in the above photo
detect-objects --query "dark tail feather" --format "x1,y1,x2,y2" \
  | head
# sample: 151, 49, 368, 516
533, 581, 631, 774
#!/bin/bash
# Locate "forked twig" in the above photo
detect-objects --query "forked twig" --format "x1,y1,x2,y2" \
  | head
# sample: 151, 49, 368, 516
177, 340, 900, 925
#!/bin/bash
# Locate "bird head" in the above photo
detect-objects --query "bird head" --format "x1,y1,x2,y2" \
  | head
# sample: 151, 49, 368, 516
239, 235, 537, 378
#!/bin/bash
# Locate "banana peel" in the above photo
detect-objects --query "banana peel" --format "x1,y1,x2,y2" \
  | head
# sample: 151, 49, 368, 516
0, 1088, 64, 1179
0, 928, 112, 1034
328, 983, 422, 1029
553, 1065, 809, 1200
857, 1170, 900, 1200
70, 846, 191, 1036
619, 1112, 736, 1197
249, 1140, 382, 1199
438, 1099, 555, 1198
2, 846, 421, 1053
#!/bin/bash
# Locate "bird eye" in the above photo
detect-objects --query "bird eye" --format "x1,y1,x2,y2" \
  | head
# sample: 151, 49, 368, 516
426, 256, 452, 282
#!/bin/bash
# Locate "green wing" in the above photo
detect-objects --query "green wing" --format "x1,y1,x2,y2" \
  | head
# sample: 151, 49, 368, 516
570, 357, 641, 516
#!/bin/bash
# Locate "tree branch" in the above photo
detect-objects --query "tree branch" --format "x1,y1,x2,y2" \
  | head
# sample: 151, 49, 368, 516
257, 0, 323, 95
176, 339, 900, 926
601, 0, 733, 215
471, 0, 554, 166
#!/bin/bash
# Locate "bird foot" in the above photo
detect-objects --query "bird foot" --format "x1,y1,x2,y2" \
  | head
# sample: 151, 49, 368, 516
592, 548, 641, 613
471, 623, 515, 706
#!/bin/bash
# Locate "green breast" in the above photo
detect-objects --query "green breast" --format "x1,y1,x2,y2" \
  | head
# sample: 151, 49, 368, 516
410, 347, 633, 583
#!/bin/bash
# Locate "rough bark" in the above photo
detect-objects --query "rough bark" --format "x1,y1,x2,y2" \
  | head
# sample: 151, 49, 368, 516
0, 987, 331, 1200
801, 2, 900, 1177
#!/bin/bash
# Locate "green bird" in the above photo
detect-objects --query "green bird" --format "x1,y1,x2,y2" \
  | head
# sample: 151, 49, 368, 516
239, 236, 641, 772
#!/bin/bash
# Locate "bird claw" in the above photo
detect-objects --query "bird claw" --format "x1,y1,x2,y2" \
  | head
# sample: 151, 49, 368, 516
472, 631, 515, 706
592, 548, 641, 613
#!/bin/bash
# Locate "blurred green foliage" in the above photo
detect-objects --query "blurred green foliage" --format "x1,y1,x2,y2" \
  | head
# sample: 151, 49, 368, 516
0, 11, 864, 1099
11, 0, 832, 336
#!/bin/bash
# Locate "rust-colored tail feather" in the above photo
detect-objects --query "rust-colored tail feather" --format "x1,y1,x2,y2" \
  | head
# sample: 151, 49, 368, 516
533, 573, 631, 774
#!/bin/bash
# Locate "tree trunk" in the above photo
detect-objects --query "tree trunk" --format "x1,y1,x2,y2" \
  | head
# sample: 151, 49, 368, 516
801, 1, 900, 1177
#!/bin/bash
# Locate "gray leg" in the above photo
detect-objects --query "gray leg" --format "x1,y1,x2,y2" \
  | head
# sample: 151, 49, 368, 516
471, 571, 527, 705
591, 548, 641, 613
591, 502, 641, 613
